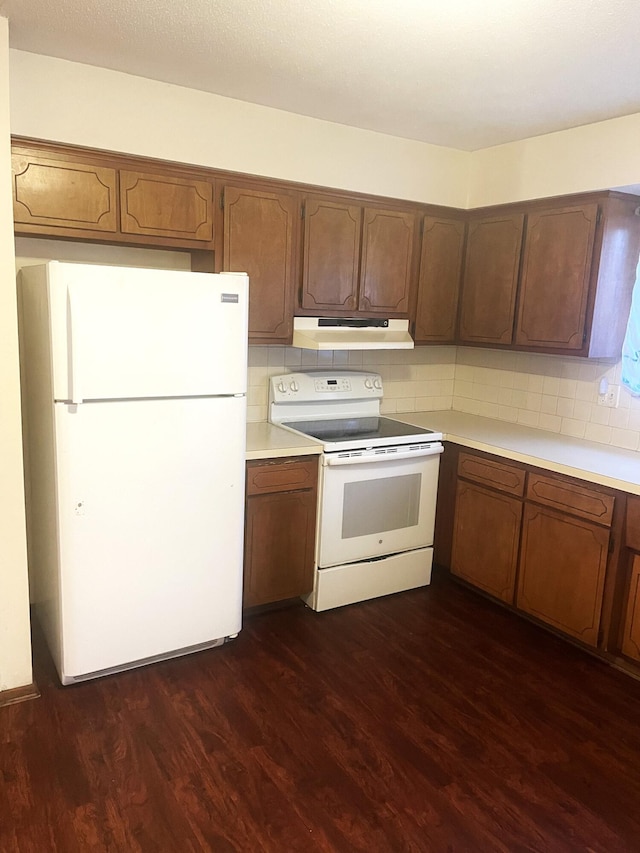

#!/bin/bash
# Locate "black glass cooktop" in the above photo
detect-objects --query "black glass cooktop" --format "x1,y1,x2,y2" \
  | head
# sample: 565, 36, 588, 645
282, 416, 435, 443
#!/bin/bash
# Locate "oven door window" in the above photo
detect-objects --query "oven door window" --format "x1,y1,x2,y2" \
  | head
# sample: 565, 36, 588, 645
342, 473, 421, 538
318, 454, 440, 569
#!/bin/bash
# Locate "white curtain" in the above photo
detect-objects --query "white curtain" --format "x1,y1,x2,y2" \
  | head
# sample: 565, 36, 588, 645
621, 256, 640, 396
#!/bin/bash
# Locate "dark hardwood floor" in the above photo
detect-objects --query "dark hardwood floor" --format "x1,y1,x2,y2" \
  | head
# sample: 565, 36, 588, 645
3, 572, 640, 852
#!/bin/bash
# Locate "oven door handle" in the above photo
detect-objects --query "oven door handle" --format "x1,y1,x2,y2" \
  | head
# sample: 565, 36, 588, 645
324, 443, 444, 466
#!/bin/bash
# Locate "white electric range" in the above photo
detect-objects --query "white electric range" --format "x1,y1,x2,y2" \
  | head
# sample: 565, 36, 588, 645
269, 371, 443, 610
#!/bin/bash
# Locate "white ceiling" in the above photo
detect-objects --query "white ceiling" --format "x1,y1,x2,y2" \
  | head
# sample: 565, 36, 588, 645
2, 0, 640, 151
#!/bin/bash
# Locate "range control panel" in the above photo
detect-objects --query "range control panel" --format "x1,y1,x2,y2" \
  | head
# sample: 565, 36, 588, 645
269, 371, 383, 404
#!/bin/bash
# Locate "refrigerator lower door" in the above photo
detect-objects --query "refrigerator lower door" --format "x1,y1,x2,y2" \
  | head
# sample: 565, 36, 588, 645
53, 396, 245, 683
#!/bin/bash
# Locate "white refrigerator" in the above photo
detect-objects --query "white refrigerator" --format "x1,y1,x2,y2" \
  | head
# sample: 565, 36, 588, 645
18, 261, 249, 685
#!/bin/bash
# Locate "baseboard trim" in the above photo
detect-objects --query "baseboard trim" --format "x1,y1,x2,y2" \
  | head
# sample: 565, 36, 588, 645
0, 681, 40, 708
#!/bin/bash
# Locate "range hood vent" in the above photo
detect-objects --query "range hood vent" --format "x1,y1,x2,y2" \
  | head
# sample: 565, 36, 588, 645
292, 317, 414, 350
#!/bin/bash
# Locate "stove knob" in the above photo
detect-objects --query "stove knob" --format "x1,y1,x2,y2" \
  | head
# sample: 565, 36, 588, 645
276, 380, 287, 393
290, 380, 299, 393
364, 378, 374, 389
373, 378, 383, 390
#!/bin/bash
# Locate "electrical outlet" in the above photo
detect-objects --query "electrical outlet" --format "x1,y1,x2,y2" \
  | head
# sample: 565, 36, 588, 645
597, 386, 620, 408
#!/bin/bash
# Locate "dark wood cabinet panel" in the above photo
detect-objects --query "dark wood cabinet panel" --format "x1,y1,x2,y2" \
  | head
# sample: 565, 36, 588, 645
515, 204, 598, 350
243, 457, 318, 608
526, 472, 614, 526
222, 185, 297, 344
414, 216, 466, 343
451, 480, 522, 603
516, 504, 608, 646
359, 208, 415, 314
586, 194, 640, 358
458, 213, 524, 345
244, 489, 317, 607
12, 151, 117, 234
301, 197, 361, 312
625, 495, 640, 552
300, 197, 415, 316
246, 456, 317, 496
458, 451, 526, 497
120, 170, 213, 242
621, 554, 640, 661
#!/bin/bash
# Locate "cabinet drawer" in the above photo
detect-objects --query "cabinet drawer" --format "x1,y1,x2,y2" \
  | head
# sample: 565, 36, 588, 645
625, 495, 640, 551
246, 456, 318, 496
526, 472, 614, 527
457, 452, 525, 497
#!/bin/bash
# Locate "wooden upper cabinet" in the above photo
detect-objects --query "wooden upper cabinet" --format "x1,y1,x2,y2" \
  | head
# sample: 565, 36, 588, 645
119, 170, 214, 242
301, 197, 361, 312
12, 151, 117, 234
221, 185, 298, 344
300, 196, 416, 316
515, 204, 598, 350
414, 215, 466, 343
359, 207, 415, 314
458, 213, 524, 345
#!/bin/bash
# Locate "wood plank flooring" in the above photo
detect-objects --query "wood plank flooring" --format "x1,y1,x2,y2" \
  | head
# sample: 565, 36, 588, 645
3, 572, 640, 852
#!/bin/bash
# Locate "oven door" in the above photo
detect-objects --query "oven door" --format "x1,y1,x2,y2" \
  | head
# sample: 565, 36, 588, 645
317, 444, 443, 569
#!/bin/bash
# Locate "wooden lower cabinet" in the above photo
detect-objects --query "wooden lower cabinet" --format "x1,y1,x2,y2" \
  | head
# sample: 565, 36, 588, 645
516, 503, 609, 647
621, 555, 640, 661
243, 456, 318, 608
446, 448, 614, 651
451, 480, 522, 603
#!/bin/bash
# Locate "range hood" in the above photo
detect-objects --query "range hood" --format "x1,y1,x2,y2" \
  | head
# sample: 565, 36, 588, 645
292, 317, 414, 350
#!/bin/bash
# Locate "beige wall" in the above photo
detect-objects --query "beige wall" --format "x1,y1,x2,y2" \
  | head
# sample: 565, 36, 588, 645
468, 113, 640, 207
0, 20, 32, 691
8, 50, 470, 207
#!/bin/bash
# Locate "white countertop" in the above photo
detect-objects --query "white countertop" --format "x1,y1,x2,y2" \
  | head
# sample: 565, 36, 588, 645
390, 411, 640, 496
246, 412, 640, 495
246, 421, 323, 461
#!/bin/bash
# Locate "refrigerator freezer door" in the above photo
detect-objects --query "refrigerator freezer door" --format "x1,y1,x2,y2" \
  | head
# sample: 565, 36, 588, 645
54, 396, 245, 681
45, 262, 248, 401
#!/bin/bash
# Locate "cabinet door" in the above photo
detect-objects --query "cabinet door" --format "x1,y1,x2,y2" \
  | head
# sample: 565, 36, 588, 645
458, 213, 524, 345
450, 480, 522, 603
222, 185, 297, 344
120, 170, 213, 242
621, 554, 640, 661
244, 489, 316, 607
360, 208, 416, 314
515, 204, 598, 350
12, 152, 117, 234
516, 503, 608, 646
301, 197, 361, 312
414, 216, 465, 343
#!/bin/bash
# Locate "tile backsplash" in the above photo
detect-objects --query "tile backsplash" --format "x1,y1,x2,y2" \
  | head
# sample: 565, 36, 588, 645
248, 345, 640, 452
247, 346, 456, 422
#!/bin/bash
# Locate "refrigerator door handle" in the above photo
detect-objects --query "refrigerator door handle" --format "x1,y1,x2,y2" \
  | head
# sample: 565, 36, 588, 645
67, 285, 83, 405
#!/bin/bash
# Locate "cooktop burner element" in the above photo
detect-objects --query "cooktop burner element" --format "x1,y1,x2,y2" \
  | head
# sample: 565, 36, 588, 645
282, 416, 437, 444
269, 371, 442, 452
